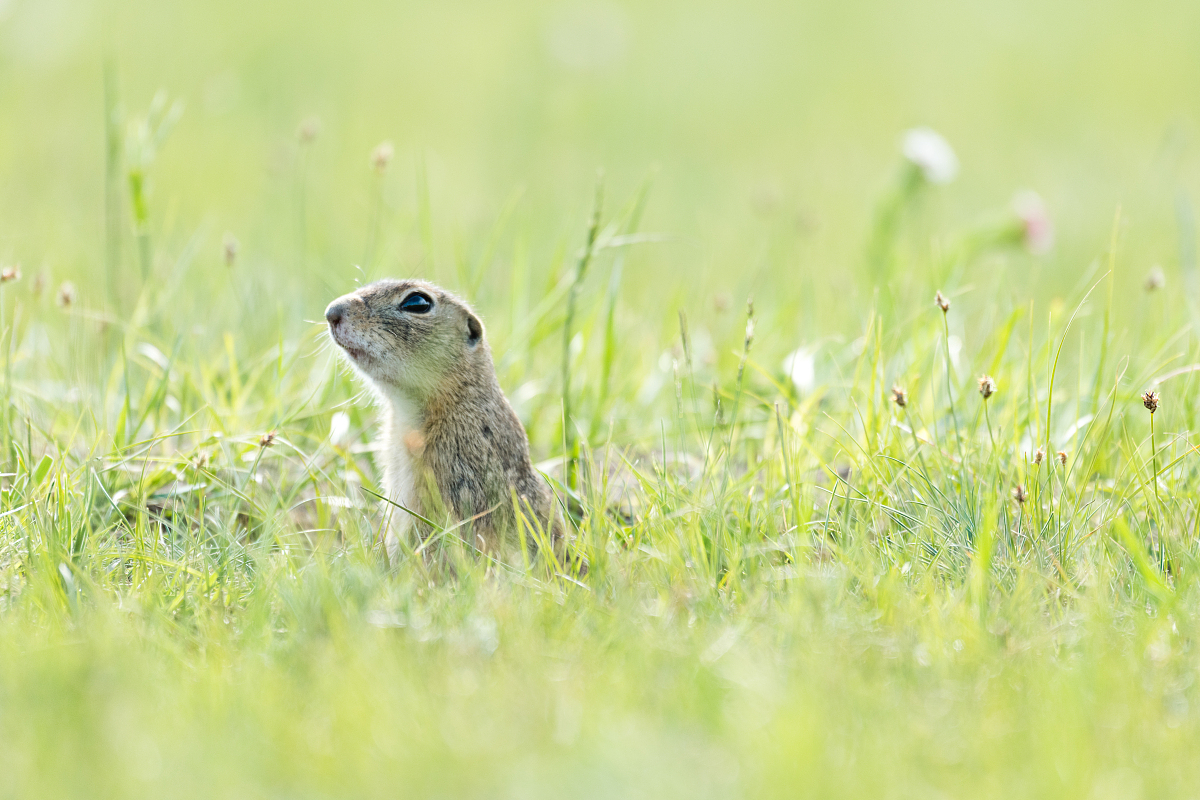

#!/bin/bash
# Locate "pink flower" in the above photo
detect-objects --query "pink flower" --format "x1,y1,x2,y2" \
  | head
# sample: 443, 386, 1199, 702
1012, 191, 1054, 254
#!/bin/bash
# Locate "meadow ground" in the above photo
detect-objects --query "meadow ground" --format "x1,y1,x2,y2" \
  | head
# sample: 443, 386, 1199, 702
4, 0, 1200, 797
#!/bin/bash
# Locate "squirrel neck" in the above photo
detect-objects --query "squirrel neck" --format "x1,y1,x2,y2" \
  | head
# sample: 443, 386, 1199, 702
380, 350, 502, 434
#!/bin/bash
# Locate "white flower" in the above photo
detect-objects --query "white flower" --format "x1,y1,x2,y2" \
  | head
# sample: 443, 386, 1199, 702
901, 127, 959, 184
782, 347, 815, 393
1012, 190, 1054, 254
329, 411, 351, 446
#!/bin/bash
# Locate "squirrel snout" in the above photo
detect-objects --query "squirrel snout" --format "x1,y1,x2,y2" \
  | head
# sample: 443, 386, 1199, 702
325, 300, 349, 328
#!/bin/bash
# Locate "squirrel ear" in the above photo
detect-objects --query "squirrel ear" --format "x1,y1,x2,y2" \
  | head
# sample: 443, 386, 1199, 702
466, 313, 483, 347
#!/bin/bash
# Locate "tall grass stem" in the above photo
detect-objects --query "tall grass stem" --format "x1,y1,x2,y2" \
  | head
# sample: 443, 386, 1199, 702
562, 176, 604, 492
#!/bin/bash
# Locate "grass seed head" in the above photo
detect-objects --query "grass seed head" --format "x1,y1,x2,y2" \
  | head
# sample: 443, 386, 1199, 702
259, 431, 277, 448
0, 265, 21, 283
935, 290, 950, 313
371, 141, 394, 173
222, 233, 239, 267
1034, 448, 1045, 466
1012, 484, 1028, 505
1057, 450, 1067, 466
743, 297, 755, 348
1142, 390, 1159, 413
297, 116, 321, 144
891, 385, 908, 408
978, 374, 996, 399
56, 281, 76, 308
1145, 266, 1166, 292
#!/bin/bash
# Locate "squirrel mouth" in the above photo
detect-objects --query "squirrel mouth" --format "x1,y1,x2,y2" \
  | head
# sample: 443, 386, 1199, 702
330, 330, 370, 363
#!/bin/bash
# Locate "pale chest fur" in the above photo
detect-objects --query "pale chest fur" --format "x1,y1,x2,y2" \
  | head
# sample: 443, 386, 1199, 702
378, 391, 424, 540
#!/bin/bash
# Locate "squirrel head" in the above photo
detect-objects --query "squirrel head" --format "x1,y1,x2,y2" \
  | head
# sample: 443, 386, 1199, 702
325, 279, 487, 404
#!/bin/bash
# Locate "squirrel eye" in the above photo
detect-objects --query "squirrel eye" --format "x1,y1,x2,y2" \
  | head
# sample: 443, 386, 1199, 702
398, 292, 434, 314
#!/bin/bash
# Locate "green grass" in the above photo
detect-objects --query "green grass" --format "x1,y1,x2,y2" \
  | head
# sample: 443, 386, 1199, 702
4, 0, 1200, 796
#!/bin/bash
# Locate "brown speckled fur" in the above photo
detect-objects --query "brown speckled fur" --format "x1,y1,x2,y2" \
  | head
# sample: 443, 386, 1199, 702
325, 279, 559, 554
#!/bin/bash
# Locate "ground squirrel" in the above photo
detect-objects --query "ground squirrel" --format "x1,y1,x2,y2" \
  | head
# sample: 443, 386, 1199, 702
325, 279, 561, 557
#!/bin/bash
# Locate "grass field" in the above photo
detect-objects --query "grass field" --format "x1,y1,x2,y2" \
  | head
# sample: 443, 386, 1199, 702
4, 0, 1200, 797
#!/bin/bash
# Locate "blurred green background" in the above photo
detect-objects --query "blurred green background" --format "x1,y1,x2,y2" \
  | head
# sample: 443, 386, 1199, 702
5, 4, 1200, 797
2, 3, 1200, 796
3, 0, 1199, 339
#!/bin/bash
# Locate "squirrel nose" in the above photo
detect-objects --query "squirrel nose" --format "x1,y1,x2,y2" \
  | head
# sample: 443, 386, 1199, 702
325, 301, 347, 327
